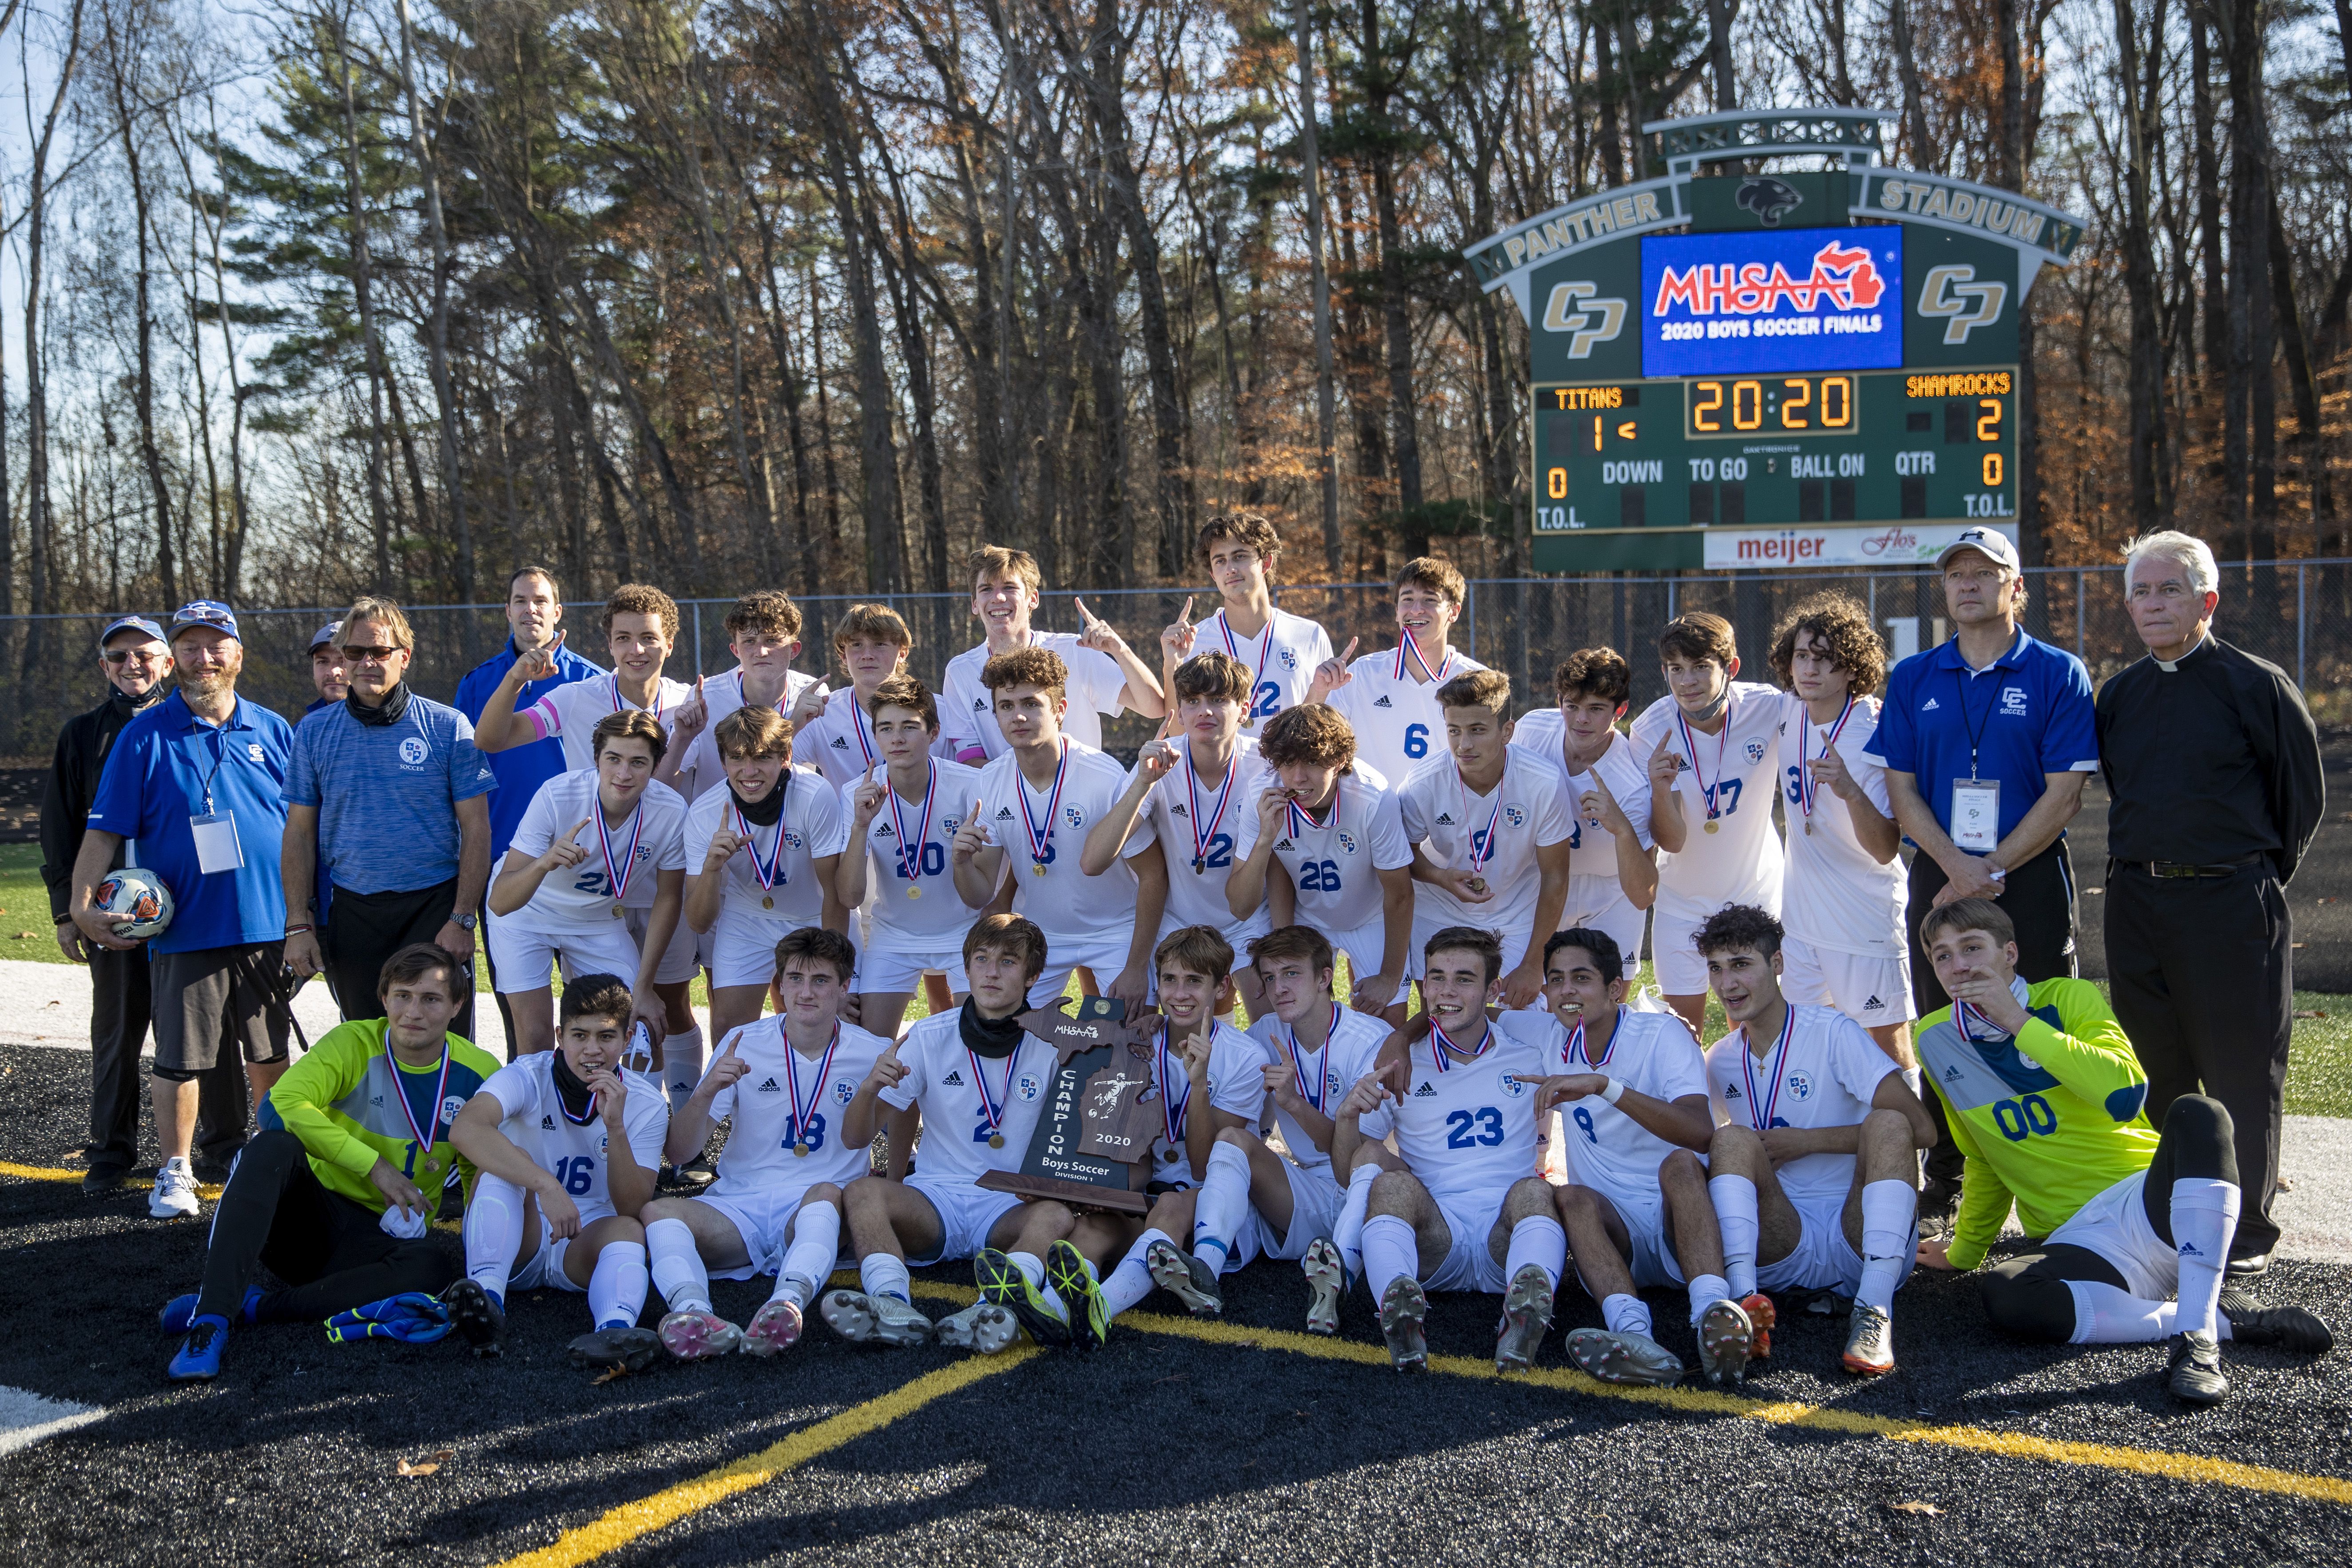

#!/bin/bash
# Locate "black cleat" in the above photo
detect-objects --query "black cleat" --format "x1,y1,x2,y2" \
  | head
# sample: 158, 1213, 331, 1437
2223, 1301, 2334, 1355
2225, 1252, 2271, 1279
568, 1326, 663, 1373
2167, 1330, 2230, 1405
83, 1165, 126, 1195
441, 1279, 508, 1357
1046, 1241, 1110, 1350
975, 1248, 1070, 1348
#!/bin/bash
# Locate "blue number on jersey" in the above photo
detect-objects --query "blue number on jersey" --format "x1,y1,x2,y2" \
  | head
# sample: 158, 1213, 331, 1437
1716, 778, 1744, 816
1445, 1107, 1507, 1148
785, 1113, 828, 1152
1784, 763, 1804, 806
1252, 681, 1280, 719
1572, 1105, 1598, 1143
1990, 1093, 2058, 1142
894, 842, 948, 879
572, 869, 612, 897
1404, 723, 1430, 759
1298, 858, 1343, 893
973, 1107, 1001, 1143
553, 1155, 596, 1195
1199, 833, 1234, 869
1470, 827, 1491, 861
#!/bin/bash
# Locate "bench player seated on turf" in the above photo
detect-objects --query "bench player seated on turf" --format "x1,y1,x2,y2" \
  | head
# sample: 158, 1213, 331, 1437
681, 706, 848, 1048
821, 915, 1077, 1353
445, 974, 668, 1370
1334, 927, 1568, 1373
164, 945, 500, 1380
1521, 928, 1763, 1386
1910, 899, 2333, 1405
640, 927, 890, 1359
1070, 926, 1270, 1342
1696, 905, 1936, 1377
1227, 702, 1413, 1021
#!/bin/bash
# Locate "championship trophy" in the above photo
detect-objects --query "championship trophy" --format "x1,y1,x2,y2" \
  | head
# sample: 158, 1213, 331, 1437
976, 996, 1162, 1215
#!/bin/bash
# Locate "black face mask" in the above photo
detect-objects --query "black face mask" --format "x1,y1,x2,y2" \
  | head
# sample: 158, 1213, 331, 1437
731, 773, 788, 826
348, 681, 412, 727
111, 684, 164, 715
957, 996, 1028, 1059
549, 1044, 597, 1122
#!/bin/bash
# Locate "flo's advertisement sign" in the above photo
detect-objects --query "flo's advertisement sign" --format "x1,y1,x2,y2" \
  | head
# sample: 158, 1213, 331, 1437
1700, 521, 2018, 570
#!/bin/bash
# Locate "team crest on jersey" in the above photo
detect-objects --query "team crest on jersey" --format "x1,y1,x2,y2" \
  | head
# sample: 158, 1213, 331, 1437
1784, 1071, 1814, 1101
1498, 1070, 1528, 1098
1335, 832, 1357, 854
1279, 648, 1299, 669
783, 831, 804, 849
941, 816, 961, 834
1745, 739, 1768, 763
399, 736, 429, 766
2017, 1052, 2041, 1070
1016, 1075, 1043, 1102
248, 742, 266, 761
1062, 806, 1085, 828
441, 1096, 467, 1126
1326, 1070, 1343, 1097
1503, 805, 1526, 828
834, 1080, 857, 1104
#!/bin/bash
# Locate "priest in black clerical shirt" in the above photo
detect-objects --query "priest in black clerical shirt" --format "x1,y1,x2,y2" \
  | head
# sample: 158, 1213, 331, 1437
2096, 532, 2325, 1276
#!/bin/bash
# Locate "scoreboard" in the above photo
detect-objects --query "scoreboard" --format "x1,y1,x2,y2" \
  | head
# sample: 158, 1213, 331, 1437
1464, 111, 2086, 572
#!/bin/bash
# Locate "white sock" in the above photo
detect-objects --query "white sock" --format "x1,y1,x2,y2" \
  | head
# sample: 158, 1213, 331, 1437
588, 1241, 649, 1330
1009, 1250, 1067, 1321
859, 1252, 913, 1305
1686, 1272, 1732, 1326
2170, 1176, 2241, 1339
774, 1199, 842, 1307
1902, 1067, 1923, 1100
1502, 1215, 1566, 1290
462, 1171, 524, 1306
2065, 1280, 2179, 1344
1856, 1179, 1919, 1314
663, 1025, 706, 1117
1709, 1174, 1760, 1299
646, 1217, 711, 1314
1102, 1231, 1166, 1320
1192, 1143, 1251, 1269
1603, 1292, 1653, 1338
1335, 1163, 1381, 1290
1360, 1214, 1420, 1304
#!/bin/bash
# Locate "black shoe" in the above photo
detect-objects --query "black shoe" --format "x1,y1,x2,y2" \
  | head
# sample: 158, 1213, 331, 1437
2225, 1253, 2271, 1279
190, 1156, 234, 1186
974, 1247, 1071, 1348
83, 1165, 127, 1195
441, 1279, 507, 1357
1916, 1176, 1960, 1222
679, 1156, 716, 1190
2167, 1331, 2230, 1405
2222, 1301, 2334, 1355
568, 1326, 663, 1373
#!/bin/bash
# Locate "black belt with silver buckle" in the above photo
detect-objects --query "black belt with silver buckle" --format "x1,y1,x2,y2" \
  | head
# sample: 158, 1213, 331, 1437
2138, 856, 2262, 879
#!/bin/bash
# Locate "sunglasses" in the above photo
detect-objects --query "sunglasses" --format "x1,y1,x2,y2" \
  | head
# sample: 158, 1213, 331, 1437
102, 649, 166, 666
341, 644, 405, 663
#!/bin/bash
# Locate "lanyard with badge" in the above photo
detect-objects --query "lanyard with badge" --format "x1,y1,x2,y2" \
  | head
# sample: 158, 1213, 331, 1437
1948, 666, 2001, 854
190, 725, 246, 874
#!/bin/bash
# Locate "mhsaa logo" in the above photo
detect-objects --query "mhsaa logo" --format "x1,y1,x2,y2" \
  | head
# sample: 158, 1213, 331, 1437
1654, 239, 1888, 318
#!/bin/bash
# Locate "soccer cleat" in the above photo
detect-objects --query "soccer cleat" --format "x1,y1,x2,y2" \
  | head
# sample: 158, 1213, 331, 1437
160, 1286, 263, 1335
1046, 1241, 1111, 1350
1740, 1293, 1777, 1360
148, 1159, 199, 1219
83, 1165, 126, 1195
820, 1290, 933, 1348
2224, 1252, 2271, 1280
1696, 1298, 1755, 1384
1567, 1327, 1685, 1386
934, 1302, 1020, 1354
1494, 1263, 1555, 1373
1376, 1276, 1428, 1371
1145, 1239, 1223, 1319
2168, 1330, 2231, 1405
168, 1316, 227, 1381
975, 1248, 1071, 1347
742, 1298, 805, 1357
568, 1326, 663, 1373
1300, 1239, 1345, 1336
441, 1279, 509, 1357
657, 1307, 744, 1359
2222, 1301, 2334, 1355
1842, 1302, 1896, 1376
679, 1155, 718, 1190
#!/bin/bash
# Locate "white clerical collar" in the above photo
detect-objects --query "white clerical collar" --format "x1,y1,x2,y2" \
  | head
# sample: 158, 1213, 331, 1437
2153, 632, 2210, 673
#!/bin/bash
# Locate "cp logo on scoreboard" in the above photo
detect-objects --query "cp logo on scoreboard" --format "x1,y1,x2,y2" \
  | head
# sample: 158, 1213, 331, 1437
1916, 264, 2009, 345
1540, 281, 1628, 359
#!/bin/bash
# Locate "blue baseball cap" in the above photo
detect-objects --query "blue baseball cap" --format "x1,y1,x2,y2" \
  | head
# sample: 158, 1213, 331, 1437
166, 600, 240, 642
1935, 526, 2022, 573
98, 615, 166, 649
310, 620, 343, 652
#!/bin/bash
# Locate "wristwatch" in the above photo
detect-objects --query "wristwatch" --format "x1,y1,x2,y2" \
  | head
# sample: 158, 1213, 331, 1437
451, 911, 479, 931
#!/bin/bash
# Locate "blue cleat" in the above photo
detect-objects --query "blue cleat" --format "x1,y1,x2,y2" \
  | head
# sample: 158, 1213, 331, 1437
168, 1316, 227, 1381
160, 1286, 262, 1335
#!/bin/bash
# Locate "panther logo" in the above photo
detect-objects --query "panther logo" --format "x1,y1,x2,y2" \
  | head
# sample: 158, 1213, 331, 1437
1736, 175, 1804, 226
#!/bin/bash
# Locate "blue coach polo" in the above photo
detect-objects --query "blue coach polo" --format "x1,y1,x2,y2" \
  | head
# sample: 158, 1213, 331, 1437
453, 636, 603, 860
285, 695, 496, 895
1869, 627, 2099, 844
85, 689, 294, 953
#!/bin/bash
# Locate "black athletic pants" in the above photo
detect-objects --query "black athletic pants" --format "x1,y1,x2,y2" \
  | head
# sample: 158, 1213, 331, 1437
86, 943, 151, 1175
193, 1129, 453, 1325
1977, 1096, 2236, 1342
2106, 859, 2290, 1259
1910, 838, 2080, 1185
322, 877, 476, 1043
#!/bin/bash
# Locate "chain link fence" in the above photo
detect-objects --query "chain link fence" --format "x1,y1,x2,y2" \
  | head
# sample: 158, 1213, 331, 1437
1, 560, 2344, 760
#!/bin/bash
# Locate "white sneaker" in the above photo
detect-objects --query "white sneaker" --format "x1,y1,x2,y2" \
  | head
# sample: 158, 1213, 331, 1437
148, 1159, 199, 1219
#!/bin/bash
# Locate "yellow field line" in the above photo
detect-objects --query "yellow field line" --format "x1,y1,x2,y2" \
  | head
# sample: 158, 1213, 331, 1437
0, 1158, 222, 1199
493, 1347, 1037, 1568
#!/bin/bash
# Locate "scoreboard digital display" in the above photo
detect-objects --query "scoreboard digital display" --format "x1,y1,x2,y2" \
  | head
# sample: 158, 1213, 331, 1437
1639, 226, 1903, 377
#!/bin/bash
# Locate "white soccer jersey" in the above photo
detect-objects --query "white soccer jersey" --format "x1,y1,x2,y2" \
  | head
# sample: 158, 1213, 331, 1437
1778, 694, 1907, 957
877, 1010, 1057, 1185
528, 673, 698, 771
1325, 642, 1488, 788
1245, 1004, 1390, 1172
833, 758, 987, 953
1703, 1004, 1897, 1205
508, 770, 690, 932
1507, 711, 1654, 884
1188, 607, 1334, 726
1358, 1012, 1548, 1203
683, 767, 846, 929
1398, 750, 1574, 935
794, 694, 886, 790
1141, 1018, 1268, 1185
705, 1016, 893, 1194
1127, 740, 1270, 938
477, 1052, 669, 1223
667, 667, 833, 801
1628, 683, 1787, 911
1230, 772, 1412, 933
701, 665, 827, 728
973, 739, 1153, 945
1517, 1004, 1706, 1199
940, 633, 1129, 759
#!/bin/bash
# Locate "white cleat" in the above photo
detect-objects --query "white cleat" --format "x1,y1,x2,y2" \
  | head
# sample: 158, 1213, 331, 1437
148, 1159, 199, 1219
1377, 1276, 1429, 1371
1697, 1298, 1755, 1384
1567, 1326, 1686, 1386
1145, 1239, 1223, 1318
1494, 1263, 1555, 1372
658, 1308, 743, 1360
934, 1302, 1021, 1354
1301, 1239, 1345, 1336
820, 1289, 934, 1347
1842, 1302, 1895, 1376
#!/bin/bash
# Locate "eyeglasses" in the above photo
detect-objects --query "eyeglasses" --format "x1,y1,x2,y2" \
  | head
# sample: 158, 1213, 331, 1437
102, 649, 165, 666
341, 644, 405, 663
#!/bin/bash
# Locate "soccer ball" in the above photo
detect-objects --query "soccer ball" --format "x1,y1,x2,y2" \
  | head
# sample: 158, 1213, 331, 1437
94, 867, 174, 940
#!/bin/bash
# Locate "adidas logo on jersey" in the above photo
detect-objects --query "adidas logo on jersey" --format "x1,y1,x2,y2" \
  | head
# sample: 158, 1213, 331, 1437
1721, 1083, 1741, 1100
942, 1069, 966, 1087
1922, 697, 1941, 711
830, 735, 850, 748
1274, 839, 1294, 851
1171, 803, 1188, 818
973, 698, 988, 710
756, 1077, 783, 1093
1373, 695, 1394, 708
875, 822, 896, 837
1863, 994, 1886, 1012
1413, 1082, 1436, 1096
1434, 813, 1455, 826
1943, 1063, 1964, 1081
540, 1115, 556, 1130
997, 807, 1016, 819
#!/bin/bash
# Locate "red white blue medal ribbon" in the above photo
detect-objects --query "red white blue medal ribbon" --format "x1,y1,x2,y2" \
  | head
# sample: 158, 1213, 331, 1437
783, 1023, 841, 1153
1565, 1004, 1625, 1071
598, 803, 646, 906
966, 1040, 1018, 1146
1184, 748, 1237, 870
1157, 1024, 1194, 1146
1393, 626, 1454, 684
1017, 741, 1069, 872
1429, 1016, 1492, 1072
1215, 611, 1276, 701
1798, 696, 1856, 823
1740, 1007, 1799, 1131
613, 675, 665, 722
886, 761, 936, 884
733, 803, 784, 891
1675, 697, 1732, 822
1460, 777, 1504, 881
391, 1045, 455, 1152
1286, 1004, 1341, 1111
1287, 782, 1337, 839
847, 703, 878, 771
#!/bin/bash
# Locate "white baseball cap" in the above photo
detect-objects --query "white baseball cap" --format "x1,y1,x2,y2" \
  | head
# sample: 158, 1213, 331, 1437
1935, 527, 2021, 573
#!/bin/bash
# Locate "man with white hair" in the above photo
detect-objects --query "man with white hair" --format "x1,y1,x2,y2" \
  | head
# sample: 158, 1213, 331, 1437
2095, 529, 2323, 1278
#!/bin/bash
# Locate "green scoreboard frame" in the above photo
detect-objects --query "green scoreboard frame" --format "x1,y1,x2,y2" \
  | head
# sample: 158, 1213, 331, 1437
1463, 111, 2087, 573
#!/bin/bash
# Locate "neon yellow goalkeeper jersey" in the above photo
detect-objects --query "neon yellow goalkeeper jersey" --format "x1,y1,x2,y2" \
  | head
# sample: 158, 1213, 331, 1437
1916, 977, 2159, 1271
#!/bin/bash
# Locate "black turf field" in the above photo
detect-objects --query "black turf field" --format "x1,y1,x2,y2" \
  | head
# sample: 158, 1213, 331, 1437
6, 1040, 2352, 1567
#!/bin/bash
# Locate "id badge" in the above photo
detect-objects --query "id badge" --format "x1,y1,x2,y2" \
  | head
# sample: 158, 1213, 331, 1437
1950, 778, 2000, 853
191, 811, 245, 873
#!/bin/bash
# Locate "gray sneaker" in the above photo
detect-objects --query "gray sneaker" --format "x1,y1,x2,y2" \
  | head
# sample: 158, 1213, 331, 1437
935, 1302, 1020, 1354
820, 1289, 933, 1347
1842, 1302, 1895, 1376
1494, 1263, 1554, 1372
1145, 1239, 1223, 1318
1696, 1298, 1755, 1383
1567, 1326, 1685, 1386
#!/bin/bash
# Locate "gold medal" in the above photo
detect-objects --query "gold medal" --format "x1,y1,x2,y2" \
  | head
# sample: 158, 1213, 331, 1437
1703, 819, 1721, 834
611, 902, 625, 917
1193, 858, 1206, 874
907, 886, 922, 900
1031, 861, 1048, 876
1465, 876, 1488, 897
988, 1133, 1005, 1148
1804, 820, 1814, 836
1242, 714, 1255, 729
794, 1143, 809, 1158
762, 895, 775, 909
